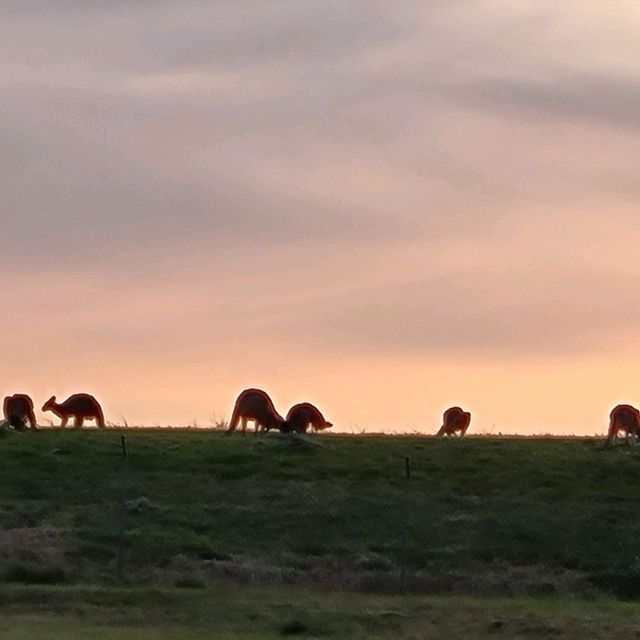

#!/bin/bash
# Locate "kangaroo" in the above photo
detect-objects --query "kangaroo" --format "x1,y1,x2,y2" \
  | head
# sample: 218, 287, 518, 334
226, 388, 288, 435
436, 406, 471, 437
285, 402, 333, 433
603, 404, 640, 448
42, 394, 105, 429
3, 394, 37, 430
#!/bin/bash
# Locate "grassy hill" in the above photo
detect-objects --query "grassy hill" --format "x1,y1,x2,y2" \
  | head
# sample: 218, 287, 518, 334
0, 429, 638, 598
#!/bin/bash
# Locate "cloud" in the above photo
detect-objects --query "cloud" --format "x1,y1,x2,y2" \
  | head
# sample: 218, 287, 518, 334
1, 1, 637, 270
0, 86, 422, 268
444, 74, 640, 131
264, 263, 640, 358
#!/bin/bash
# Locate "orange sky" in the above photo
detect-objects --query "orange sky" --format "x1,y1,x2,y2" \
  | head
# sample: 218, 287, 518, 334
2, 3, 640, 434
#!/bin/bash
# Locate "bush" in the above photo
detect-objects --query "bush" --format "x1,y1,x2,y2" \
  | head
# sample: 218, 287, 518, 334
3, 562, 67, 584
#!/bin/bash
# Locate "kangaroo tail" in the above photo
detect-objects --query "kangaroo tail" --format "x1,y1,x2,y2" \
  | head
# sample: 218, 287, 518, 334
599, 438, 613, 451
96, 405, 106, 429
227, 403, 240, 433
599, 417, 616, 450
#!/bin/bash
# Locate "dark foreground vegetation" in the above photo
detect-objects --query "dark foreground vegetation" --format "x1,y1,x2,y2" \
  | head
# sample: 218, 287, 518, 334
0, 430, 638, 601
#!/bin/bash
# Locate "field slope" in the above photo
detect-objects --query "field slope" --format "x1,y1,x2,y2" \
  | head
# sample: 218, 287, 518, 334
0, 430, 638, 598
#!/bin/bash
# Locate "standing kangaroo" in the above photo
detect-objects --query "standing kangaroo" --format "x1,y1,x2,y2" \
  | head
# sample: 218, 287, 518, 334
226, 389, 288, 434
436, 406, 471, 437
603, 404, 640, 448
285, 402, 333, 433
3, 394, 37, 430
42, 394, 105, 429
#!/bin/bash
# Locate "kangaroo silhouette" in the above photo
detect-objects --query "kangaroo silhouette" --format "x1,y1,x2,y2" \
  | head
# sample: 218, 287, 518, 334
436, 406, 471, 437
3, 394, 37, 430
604, 404, 640, 447
226, 388, 288, 434
42, 394, 105, 429
285, 402, 333, 433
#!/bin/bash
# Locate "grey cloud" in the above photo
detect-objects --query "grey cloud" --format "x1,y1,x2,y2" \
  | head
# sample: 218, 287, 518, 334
1, 1, 404, 76
0, 0, 169, 18
144, 6, 397, 71
443, 74, 640, 131
3, 1, 640, 313
0, 98, 418, 268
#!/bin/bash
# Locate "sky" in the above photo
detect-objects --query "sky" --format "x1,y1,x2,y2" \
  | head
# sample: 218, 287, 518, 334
2, 1, 640, 434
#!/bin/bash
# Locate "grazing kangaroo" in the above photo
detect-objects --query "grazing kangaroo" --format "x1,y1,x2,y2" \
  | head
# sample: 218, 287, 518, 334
3, 394, 37, 430
226, 388, 288, 434
436, 406, 471, 437
603, 404, 640, 448
285, 402, 333, 433
42, 394, 105, 429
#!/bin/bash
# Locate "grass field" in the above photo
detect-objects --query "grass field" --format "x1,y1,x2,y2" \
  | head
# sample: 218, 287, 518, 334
0, 428, 638, 602
2, 583, 640, 639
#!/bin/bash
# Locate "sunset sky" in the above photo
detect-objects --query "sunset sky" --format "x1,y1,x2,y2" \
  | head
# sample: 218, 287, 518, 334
3, 2, 640, 434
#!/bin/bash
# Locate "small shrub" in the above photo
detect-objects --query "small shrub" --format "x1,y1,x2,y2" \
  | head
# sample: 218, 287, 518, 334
589, 570, 640, 599
174, 576, 206, 589
3, 562, 67, 584
279, 619, 309, 636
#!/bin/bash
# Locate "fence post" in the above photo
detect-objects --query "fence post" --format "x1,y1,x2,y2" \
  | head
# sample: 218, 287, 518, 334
116, 434, 129, 580
401, 456, 411, 593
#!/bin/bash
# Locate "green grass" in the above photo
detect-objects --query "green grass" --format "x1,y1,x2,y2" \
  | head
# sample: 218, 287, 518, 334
1, 583, 640, 639
0, 429, 638, 597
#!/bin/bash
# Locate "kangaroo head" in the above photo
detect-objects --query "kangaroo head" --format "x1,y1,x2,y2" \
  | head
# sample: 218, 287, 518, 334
42, 396, 56, 411
321, 421, 333, 430
280, 420, 294, 434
